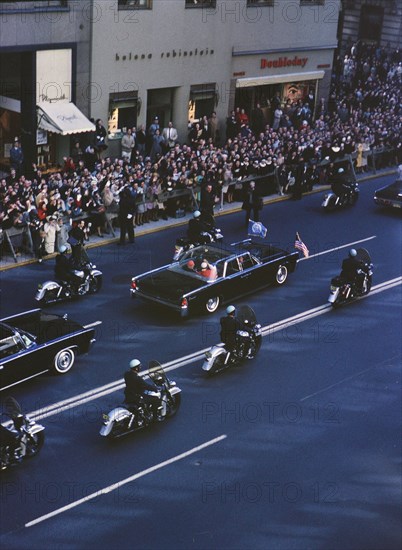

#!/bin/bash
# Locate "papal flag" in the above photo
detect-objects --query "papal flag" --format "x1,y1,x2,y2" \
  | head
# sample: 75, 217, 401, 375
248, 220, 267, 239
294, 232, 309, 258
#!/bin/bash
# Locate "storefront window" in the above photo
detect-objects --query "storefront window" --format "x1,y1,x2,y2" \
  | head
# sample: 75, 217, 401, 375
247, 1, 274, 6
0, 1, 68, 7
188, 84, 217, 123
118, 0, 152, 9
108, 91, 139, 136
146, 88, 175, 130
300, 1, 324, 5
185, 1, 216, 8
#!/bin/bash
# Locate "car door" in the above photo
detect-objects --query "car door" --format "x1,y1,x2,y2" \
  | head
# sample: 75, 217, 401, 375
0, 332, 39, 390
237, 253, 264, 290
221, 257, 245, 300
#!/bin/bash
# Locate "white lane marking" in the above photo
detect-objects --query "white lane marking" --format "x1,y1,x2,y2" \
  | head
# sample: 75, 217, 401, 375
300, 354, 401, 402
25, 434, 227, 528
298, 235, 377, 261
300, 366, 376, 402
83, 321, 103, 329
28, 275, 402, 422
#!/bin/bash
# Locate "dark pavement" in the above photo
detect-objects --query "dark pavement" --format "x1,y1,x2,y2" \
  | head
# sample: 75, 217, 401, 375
0, 171, 401, 550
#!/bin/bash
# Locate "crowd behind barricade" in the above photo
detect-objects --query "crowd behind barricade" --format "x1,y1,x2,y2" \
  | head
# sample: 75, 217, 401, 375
0, 43, 401, 261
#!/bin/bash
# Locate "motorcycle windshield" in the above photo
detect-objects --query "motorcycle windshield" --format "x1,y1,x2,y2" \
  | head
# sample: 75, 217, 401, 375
356, 248, 371, 265
236, 305, 257, 327
148, 360, 167, 386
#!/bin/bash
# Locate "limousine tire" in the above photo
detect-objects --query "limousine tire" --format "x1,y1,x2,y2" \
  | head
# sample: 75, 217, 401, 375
205, 296, 220, 314
275, 265, 288, 285
53, 348, 75, 374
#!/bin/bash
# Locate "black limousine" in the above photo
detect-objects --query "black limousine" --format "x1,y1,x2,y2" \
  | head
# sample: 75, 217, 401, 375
130, 240, 299, 317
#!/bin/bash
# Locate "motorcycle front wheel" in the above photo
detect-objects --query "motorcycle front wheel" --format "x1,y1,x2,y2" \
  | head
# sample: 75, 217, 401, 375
248, 336, 262, 359
167, 394, 181, 417
25, 431, 45, 458
89, 276, 102, 294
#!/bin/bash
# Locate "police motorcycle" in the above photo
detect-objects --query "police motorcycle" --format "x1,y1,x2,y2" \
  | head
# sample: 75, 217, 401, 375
0, 397, 45, 471
100, 361, 181, 439
35, 244, 103, 305
328, 248, 373, 307
322, 168, 359, 211
173, 211, 223, 261
202, 305, 262, 376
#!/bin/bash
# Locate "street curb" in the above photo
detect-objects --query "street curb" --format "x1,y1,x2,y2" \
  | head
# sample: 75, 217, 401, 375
0, 168, 397, 272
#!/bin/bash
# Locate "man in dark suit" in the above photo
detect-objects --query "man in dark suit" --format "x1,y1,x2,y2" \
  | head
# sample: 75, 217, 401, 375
242, 180, 262, 226
118, 186, 136, 245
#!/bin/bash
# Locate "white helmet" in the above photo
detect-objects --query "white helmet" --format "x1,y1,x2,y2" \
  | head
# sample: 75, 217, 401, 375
193, 210, 201, 218
226, 305, 235, 314
338, 167, 344, 173
129, 359, 141, 370
349, 248, 357, 258
59, 245, 67, 253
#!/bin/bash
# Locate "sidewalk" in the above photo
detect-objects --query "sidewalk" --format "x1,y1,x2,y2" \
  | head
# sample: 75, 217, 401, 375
0, 167, 397, 272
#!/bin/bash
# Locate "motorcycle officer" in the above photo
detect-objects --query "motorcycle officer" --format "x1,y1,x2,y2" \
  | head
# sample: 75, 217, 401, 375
340, 249, 368, 294
331, 167, 352, 204
220, 305, 248, 361
187, 210, 213, 242
0, 424, 21, 467
124, 359, 161, 419
54, 245, 82, 291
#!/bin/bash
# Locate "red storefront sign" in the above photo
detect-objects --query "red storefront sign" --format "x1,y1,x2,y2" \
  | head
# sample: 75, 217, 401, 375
261, 56, 308, 69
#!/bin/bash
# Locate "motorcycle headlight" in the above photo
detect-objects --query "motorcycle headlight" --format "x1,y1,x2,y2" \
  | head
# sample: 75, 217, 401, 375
102, 413, 109, 421
330, 285, 338, 291
37, 283, 43, 289
205, 351, 212, 359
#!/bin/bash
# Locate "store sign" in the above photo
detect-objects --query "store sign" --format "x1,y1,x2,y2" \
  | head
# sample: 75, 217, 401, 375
261, 56, 308, 69
36, 49, 72, 104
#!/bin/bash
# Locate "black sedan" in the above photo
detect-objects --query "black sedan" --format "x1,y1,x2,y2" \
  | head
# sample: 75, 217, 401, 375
0, 309, 98, 391
130, 240, 299, 317
374, 177, 402, 209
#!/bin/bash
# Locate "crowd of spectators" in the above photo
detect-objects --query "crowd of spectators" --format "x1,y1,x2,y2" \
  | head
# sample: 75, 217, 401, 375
0, 43, 400, 259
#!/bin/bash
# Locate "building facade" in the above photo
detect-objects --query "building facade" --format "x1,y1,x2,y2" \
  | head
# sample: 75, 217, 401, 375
337, 0, 402, 56
1, 1, 340, 167
90, 0, 339, 156
0, 0, 92, 172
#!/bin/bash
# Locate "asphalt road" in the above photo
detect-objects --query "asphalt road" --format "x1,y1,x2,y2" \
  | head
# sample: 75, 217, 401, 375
0, 174, 401, 550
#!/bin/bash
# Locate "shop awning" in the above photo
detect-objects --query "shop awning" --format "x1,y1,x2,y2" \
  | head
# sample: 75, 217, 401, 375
37, 102, 95, 135
236, 70, 325, 88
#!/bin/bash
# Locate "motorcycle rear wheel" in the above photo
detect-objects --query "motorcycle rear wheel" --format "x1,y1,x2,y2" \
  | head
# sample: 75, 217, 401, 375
25, 431, 45, 458
38, 289, 59, 306
206, 354, 226, 376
